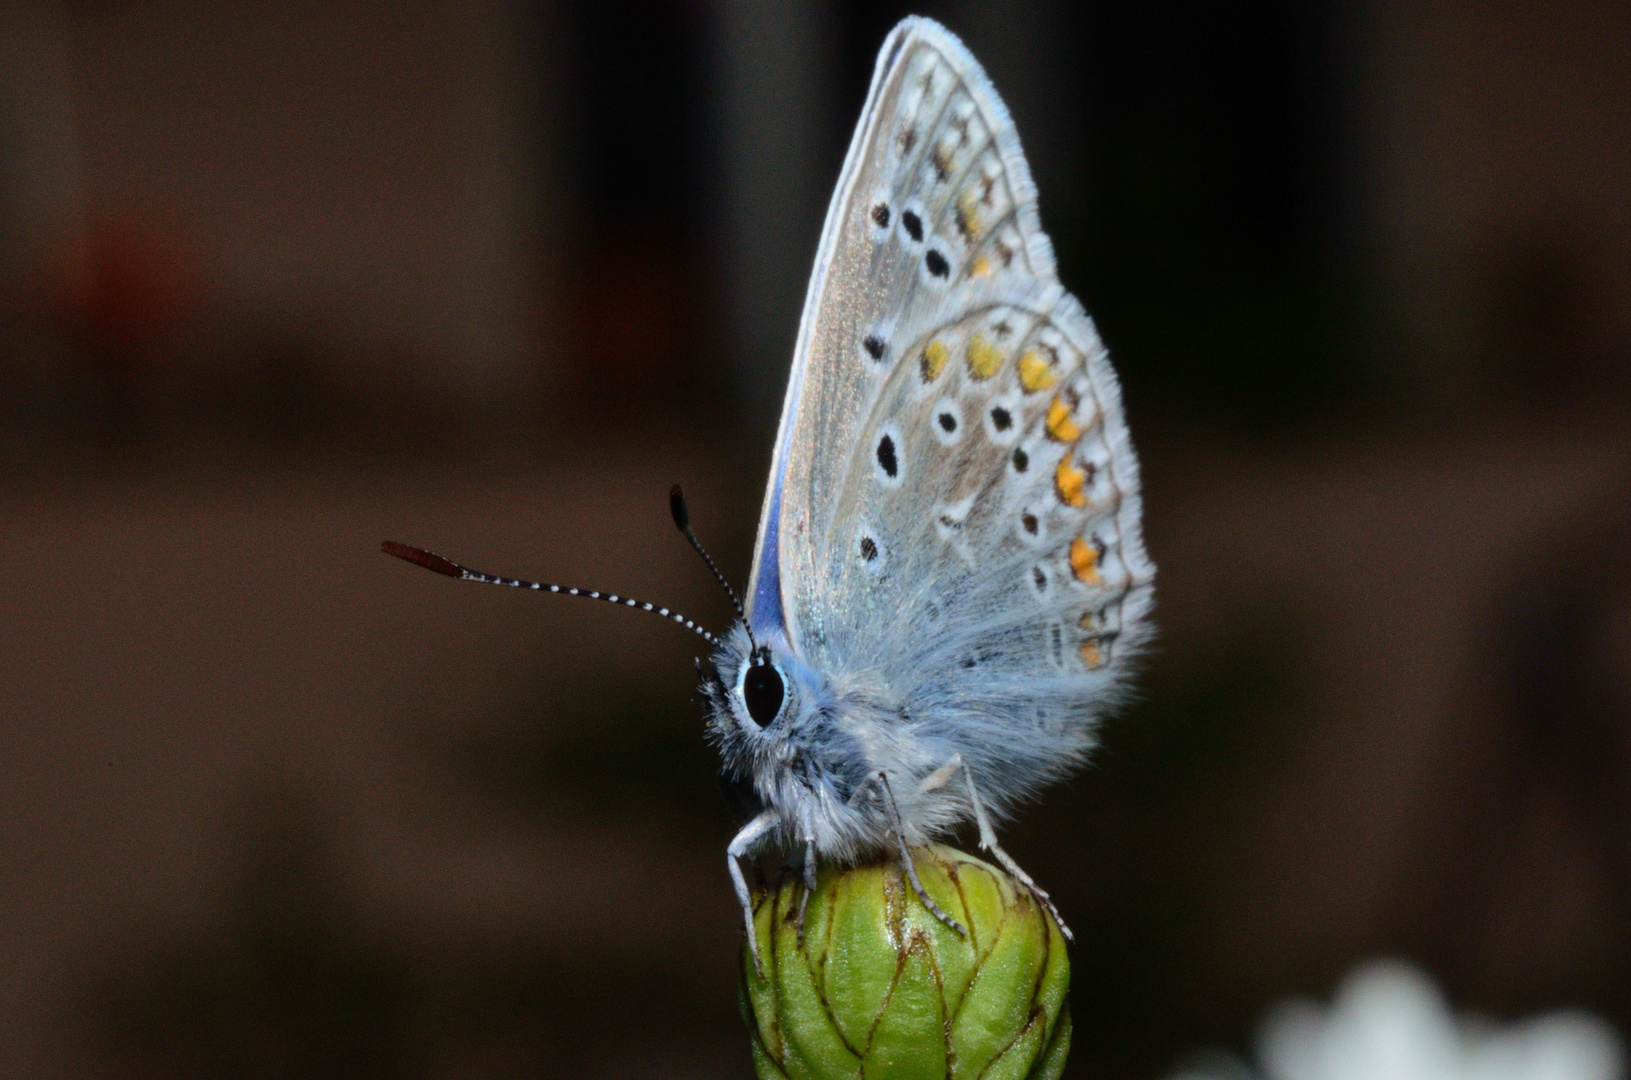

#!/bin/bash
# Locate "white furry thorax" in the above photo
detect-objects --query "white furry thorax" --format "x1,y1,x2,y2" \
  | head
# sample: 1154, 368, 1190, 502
702, 623, 975, 865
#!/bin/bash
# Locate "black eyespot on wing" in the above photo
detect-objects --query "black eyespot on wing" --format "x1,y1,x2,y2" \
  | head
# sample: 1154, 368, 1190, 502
859, 535, 878, 561
1012, 447, 1030, 472
925, 249, 950, 278
742, 663, 785, 727
863, 335, 887, 361
1022, 512, 1038, 535
1032, 566, 1048, 591
876, 434, 898, 478
990, 406, 1012, 431
937, 411, 957, 433
871, 202, 890, 228
902, 209, 923, 242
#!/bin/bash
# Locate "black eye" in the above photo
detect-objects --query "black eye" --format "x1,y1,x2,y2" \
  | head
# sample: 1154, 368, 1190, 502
742, 663, 785, 727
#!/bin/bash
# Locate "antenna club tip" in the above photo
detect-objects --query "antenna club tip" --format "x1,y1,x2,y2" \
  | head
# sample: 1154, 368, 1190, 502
381, 540, 463, 578
669, 484, 689, 531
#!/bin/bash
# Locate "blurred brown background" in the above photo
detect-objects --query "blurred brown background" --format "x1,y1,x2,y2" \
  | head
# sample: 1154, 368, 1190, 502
0, 0, 1628, 1076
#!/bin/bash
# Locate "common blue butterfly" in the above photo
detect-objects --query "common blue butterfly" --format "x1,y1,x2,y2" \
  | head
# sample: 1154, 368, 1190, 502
385, 16, 1154, 968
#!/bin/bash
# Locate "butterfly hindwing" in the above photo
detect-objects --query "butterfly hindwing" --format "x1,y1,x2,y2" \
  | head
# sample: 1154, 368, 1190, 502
825, 279, 1154, 803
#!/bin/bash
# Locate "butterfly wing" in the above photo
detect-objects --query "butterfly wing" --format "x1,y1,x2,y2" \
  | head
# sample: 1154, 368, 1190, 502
747, 17, 1153, 808
745, 15, 1047, 640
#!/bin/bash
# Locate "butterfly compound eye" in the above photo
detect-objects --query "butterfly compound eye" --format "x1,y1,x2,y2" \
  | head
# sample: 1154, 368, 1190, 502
741, 663, 785, 727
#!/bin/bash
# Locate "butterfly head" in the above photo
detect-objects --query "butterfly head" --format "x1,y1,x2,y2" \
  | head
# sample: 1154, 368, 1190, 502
703, 624, 834, 772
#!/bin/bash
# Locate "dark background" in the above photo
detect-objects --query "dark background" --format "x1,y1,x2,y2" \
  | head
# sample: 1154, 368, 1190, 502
1, 0, 1627, 1076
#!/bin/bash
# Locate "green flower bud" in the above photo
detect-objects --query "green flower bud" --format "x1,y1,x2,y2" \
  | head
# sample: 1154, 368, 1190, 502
741, 844, 1071, 1080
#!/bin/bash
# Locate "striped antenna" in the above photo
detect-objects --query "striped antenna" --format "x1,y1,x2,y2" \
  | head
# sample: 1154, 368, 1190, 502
381, 540, 719, 647
668, 485, 756, 654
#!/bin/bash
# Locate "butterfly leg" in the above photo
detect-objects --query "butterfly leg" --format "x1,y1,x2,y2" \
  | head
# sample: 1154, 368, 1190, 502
932, 755, 1074, 941
796, 837, 817, 945
877, 771, 967, 937
793, 801, 818, 944
729, 809, 779, 977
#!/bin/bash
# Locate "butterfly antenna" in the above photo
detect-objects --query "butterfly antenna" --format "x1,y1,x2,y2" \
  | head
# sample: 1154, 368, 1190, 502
381, 540, 718, 647
669, 484, 755, 652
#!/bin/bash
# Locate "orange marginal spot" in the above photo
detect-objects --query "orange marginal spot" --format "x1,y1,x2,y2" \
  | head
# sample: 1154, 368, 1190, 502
1069, 535, 1101, 583
921, 339, 950, 381
1045, 397, 1080, 443
966, 333, 1002, 380
1017, 349, 1057, 392
969, 255, 992, 278
1055, 456, 1087, 508
956, 190, 983, 242
1079, 641, 1104, 668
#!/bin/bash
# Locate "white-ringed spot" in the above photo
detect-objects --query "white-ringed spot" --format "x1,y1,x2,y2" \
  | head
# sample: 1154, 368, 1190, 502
931, 397, 963, 446
984, 388, 1022, 445
873, 425, 904, 487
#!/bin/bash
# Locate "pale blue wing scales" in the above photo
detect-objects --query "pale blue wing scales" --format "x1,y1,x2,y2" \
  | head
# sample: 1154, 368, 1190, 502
748, 17, 1153, 814
820, 278, 1155, 811
746, 17, 1052, 642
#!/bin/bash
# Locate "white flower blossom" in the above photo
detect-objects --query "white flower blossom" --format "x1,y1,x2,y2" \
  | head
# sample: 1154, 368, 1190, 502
1172, 960, 1623, 1080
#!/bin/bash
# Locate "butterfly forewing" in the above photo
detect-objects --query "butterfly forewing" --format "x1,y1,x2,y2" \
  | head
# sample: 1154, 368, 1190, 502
749, 21, 1051, 641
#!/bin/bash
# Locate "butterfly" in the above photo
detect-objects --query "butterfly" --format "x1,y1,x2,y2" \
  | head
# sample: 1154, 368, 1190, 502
384, 16, 1154, 969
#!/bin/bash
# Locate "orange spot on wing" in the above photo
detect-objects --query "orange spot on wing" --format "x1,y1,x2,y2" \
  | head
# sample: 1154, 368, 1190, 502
1069, 536, 1101, 583
966, 334, 1001, 380
1055, 457, 1087, 507
921, 339, 950, 381
1045, 397, 1080, 443
955, 190, 983, 241
1017, 349, 1057, 392
1079, 641, 1103, 668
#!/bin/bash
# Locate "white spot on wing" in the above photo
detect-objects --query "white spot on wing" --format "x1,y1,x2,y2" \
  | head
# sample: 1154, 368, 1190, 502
854, 520, 887, 576
984, 388, 1021, 445
1026, 561, 1052, 602
872, 424, 905, 488
934, 492, 977, 569
867, 189, 894, 242
930, 397, 963, 446
1016, 501, 1049, 547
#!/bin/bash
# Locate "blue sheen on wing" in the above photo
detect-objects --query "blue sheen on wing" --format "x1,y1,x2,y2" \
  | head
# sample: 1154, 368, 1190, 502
749, 475, 786, 637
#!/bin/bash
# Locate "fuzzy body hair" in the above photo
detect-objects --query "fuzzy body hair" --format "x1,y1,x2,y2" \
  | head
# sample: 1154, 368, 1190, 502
703, 621, 1111, 866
